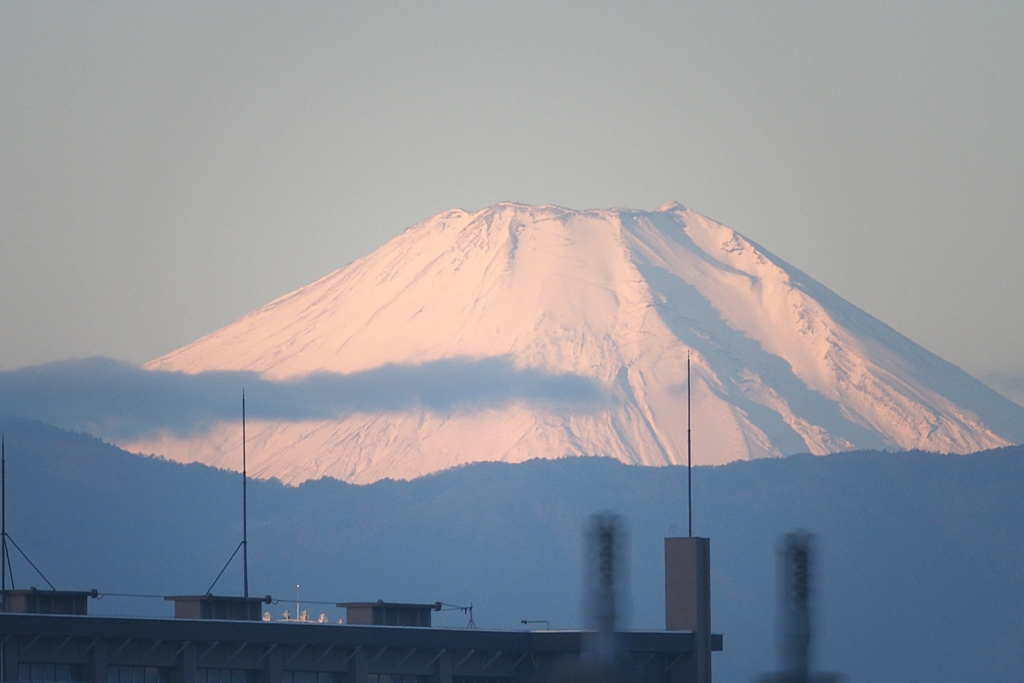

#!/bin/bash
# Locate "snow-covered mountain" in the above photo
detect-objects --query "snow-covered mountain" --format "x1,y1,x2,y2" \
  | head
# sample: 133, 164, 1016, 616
125, 203, 1024, 483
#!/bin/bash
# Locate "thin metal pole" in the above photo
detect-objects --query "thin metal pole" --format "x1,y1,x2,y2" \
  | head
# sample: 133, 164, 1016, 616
687, 354, 692, 538
1, 438, 4, 683
2, 434, 5, 596
242, 392, 248, 598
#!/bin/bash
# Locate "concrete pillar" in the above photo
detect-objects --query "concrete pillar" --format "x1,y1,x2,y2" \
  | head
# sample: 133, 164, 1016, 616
263, 646, 281, 683
2, 635, 20, 683
90, 638, 108, 683
349, 650, 368, 683
665, 537, 711, 683
179, 642, 196, 683
434, 650, 452, 683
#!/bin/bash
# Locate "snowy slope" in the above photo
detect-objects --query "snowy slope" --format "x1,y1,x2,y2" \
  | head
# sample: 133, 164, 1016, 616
126, 203, 1024, 483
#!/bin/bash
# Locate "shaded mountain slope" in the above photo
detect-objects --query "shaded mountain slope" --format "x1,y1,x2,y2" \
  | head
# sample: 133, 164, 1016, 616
2, 417, 1023, 683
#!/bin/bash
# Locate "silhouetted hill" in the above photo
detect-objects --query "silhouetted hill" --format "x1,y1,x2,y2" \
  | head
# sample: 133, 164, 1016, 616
1, 416, 1021, 683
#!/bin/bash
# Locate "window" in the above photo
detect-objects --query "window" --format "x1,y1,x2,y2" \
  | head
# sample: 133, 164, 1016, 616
196, 669, 257, 683
367, 677, 431, 683
19, 663, 81, 682
106, 667, 170, 683
282, 672, 340, 683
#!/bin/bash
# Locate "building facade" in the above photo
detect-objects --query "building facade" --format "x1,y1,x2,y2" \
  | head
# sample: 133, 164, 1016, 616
0, 612, 719, 683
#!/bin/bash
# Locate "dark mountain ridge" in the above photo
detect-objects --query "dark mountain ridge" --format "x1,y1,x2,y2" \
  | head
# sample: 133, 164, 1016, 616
0, 416, 1021, 683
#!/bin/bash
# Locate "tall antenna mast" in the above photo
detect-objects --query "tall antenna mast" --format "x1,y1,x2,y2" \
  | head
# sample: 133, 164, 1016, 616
204, 394, 252, 597
2, 435, 6, 596
242, 391, 248, 598
687, 353, 692, 538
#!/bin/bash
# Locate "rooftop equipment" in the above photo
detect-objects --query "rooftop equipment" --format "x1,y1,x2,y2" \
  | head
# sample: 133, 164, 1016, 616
663, 355, 722, 683
2, 588, 96, 615
164, 594, 271, 621
206, 392, 251, 598
168, 395, 271, 620
665, 536, 713, 683
336, 600, 442, 627
688, 352, 693, 537
0, 436, 96, 615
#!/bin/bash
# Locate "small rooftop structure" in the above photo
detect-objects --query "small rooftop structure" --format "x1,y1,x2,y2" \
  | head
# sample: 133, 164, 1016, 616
666, 536, 713, 683
165, 594, 271, 621
336, 600, 442, 627
0, 588, 96, 615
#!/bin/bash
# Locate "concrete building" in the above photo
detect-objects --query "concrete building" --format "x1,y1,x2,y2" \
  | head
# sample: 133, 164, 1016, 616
0, 537, 720, 683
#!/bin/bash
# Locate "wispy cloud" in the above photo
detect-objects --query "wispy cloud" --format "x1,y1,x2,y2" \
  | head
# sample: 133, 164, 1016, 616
0, 357, 608, 440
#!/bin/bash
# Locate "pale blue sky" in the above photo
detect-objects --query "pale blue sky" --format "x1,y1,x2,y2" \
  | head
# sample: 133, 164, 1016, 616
2, 2, 1022, 401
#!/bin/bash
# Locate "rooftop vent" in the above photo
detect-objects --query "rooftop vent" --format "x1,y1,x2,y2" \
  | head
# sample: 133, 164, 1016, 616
1, 588, 97, 616
165, 594, 271, 621
336, 600, 442, 627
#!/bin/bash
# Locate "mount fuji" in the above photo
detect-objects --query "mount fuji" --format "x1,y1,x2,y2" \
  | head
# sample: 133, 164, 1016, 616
125, 202, 1024, 484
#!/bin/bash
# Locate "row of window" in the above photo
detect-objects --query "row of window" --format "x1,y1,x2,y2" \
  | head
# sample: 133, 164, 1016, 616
19, 663, 508, 683
196, 669, 257, 683
108, 666, 171, 683
19, 663, 81, 683
281, 671, 339, 683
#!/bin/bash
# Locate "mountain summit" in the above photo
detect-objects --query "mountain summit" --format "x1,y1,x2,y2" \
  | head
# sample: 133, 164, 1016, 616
129, 203, 1023, 483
